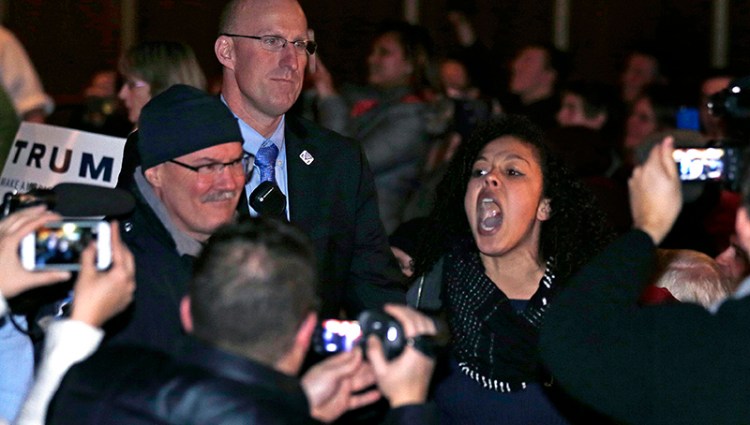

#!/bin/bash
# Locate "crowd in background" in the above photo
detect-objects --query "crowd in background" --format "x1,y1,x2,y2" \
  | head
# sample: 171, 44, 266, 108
1, 1, 750, 424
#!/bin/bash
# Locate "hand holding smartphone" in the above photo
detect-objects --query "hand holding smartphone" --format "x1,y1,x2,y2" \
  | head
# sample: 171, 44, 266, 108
20, 220, 112, 271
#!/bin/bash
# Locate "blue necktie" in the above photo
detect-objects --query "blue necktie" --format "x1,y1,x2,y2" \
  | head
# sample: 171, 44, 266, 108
255, 141, 279, 183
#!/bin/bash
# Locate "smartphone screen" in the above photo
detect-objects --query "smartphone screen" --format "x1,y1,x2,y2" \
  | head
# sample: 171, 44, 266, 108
673, 147, 726, 182
313, 319, 362, 354
21, 220, 111, 271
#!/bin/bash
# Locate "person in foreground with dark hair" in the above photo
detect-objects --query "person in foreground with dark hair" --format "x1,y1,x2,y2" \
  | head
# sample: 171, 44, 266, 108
408, 115, 613, 424
47, 218, 439, 425
539, 136, 750, 424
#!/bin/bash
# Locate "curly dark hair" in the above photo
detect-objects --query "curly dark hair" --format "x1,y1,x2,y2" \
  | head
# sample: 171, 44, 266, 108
411, 114, 614, 282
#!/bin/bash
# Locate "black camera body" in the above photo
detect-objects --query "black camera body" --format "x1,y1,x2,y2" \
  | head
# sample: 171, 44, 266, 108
312, 309, 406, 360
708, 75, 750, 121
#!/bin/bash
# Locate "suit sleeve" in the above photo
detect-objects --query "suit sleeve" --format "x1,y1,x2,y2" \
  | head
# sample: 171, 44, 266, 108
539, 230, 750, 425
343, 146, 405, 316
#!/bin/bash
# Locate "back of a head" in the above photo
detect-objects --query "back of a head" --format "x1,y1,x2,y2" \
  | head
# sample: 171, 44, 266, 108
120, 40, 207, 96
189, 218, 319, 364
653, 249, 733, 308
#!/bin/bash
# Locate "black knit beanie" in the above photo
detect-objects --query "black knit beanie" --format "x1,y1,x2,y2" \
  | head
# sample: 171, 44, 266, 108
138, 84, 242, 170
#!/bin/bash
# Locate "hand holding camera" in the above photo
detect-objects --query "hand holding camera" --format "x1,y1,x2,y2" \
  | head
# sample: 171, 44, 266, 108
69, 221, 135, 328
365, 304, 439, 407
0, 205, 72, 299
630, 136, 683, 245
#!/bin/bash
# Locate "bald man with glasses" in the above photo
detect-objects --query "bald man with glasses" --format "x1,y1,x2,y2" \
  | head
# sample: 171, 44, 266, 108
215, 0, 404, 320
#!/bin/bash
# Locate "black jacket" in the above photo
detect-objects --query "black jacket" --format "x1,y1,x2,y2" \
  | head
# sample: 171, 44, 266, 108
47, 340, 313, 424
241, 115, 405, 318
540, 230, 750, 424
104, 182, 194, 354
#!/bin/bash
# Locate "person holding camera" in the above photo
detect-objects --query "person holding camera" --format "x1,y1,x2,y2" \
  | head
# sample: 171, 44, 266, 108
538, 135, 750, 424
47, 218, 439, 424
0, 205, 135, 425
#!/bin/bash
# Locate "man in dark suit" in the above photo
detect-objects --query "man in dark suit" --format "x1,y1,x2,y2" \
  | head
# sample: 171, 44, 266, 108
214, 0, 404, 319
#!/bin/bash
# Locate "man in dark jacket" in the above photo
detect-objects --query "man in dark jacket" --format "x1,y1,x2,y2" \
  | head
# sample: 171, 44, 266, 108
539, 135, 750, 424
105, 84, 247, 354
48, 218, 440, 424
216, 0, 405, 319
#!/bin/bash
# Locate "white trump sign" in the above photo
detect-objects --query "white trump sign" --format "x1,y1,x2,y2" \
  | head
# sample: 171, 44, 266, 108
0, 123, 126, 193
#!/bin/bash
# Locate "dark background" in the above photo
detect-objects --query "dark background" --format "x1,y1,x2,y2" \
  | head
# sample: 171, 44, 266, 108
5, 0, 750, 106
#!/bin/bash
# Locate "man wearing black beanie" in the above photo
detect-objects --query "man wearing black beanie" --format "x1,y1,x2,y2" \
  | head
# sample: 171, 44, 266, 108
105, 84, 247, 354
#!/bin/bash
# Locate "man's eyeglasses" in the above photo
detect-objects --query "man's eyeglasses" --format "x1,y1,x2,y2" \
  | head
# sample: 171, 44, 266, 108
169, 153, 253, 182
221, 33, 317, 56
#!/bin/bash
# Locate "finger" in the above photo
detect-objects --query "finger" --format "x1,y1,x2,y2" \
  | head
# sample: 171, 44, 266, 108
659, 136, 677, 177
4, 210, 60, 245
313, 349, 360, 378
349, 362, 376, 392
347, 389, 382, 411
109, 220, 122, 265
366, 335, 388, 373
25, 270, 72, 287
110, 221, 136, 277
384, 304, 436, 337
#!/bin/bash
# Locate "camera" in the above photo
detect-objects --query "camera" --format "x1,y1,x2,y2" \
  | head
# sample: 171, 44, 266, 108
673, 143, 743, 190
20, 220, 112, 271
707, 75, 750, 120
313, 309, 406, 360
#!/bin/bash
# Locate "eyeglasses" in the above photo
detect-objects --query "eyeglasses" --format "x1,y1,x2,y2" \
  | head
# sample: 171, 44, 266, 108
124, 78, 148, 90
221, 33, 317, 56
169, 153, 253, 182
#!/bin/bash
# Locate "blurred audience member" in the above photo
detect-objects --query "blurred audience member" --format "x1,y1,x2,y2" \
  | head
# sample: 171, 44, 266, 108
619, 47, 665, 107
642, 248, 734, 308
0, 25, 54, 123
47, 70, 131, 138
502, 43, 568, 131
115, 41, 208, 190
118, 41, 206, 125
556, 80, 614, 131
310, 21, 435, 233
617, 84, 678, 175
715, 234, 750, 287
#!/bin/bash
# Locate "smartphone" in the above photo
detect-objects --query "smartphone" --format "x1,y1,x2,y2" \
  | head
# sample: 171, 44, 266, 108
673, 147, 729, 182
20, 220, 111, 271
312, 319, 362, 355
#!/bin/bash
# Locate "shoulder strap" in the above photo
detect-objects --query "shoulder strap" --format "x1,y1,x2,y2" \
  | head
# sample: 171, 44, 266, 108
407, 257, 444, 312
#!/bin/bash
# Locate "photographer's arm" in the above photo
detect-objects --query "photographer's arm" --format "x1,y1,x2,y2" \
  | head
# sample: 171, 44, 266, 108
0, 206, 71, 315
15, 222, 135, 425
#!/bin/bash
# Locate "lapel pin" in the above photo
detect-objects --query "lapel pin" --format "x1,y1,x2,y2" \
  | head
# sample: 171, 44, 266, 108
299, 150, 314, 165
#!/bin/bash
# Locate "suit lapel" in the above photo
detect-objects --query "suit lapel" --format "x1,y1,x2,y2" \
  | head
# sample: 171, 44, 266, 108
285, 116, 318, 227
